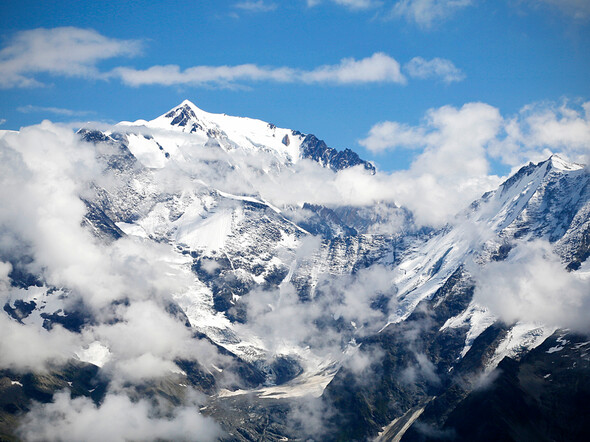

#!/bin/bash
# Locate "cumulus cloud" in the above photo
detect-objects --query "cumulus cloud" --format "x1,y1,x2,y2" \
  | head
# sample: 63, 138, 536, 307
404, 56, 465, 83
473, 240, 590, 333
359, 102, 503, 225
0, 27, 141, 89
391, 0, 473, 27
488, 100, 590, 167
358, 99, 590, 225
18, 391, 223, 442
113, 52, 406, 87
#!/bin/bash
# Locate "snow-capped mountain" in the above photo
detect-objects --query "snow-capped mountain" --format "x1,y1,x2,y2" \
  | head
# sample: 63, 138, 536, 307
1, 101, 588, 441
117, 100, 375, 173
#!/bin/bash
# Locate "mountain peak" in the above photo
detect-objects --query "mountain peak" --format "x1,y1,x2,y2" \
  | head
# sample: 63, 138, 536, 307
162, 100, 204, 130
548, 154, 584, 172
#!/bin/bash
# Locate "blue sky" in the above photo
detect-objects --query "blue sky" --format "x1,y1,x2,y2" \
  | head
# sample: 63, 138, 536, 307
0, 0, 589, 173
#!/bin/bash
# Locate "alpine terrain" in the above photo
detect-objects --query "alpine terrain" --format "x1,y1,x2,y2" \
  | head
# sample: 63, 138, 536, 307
0, 100, 589, 441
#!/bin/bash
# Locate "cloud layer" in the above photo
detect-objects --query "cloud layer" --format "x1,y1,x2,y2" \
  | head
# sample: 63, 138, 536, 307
113, 52, 407, 87
18, 391, 222, 442
0, 27, 463, 89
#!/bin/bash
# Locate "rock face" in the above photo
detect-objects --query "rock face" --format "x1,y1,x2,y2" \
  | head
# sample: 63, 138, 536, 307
1, 101, 589, 441
300, 134, 376, 173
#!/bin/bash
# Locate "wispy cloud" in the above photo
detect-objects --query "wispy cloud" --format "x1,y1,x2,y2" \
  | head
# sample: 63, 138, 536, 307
529, 0, 590, 20
307, 0, 380, 10
0, 27, 462, 90
112, 52, 406, 87
234, 0, 277, 12
308, 0, 473, 26
390, 0, 473, 28
404, 56, 465, 83
0, 27, 141, 89
17, 104, 93, 117
0, 119, 6, 126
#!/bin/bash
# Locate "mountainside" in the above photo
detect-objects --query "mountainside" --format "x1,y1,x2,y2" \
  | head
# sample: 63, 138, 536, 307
0, 101, 588, 441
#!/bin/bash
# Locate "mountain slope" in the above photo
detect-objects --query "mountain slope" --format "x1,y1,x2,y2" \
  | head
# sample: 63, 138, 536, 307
320, 155, 590, 441
0, 102, 588, 441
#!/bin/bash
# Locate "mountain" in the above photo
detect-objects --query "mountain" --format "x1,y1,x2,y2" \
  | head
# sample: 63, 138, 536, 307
0, 101, 588, 441
117, 100, 375, 173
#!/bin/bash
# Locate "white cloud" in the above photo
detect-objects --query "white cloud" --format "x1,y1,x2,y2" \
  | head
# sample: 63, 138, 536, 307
237, 261, 395, 364
358, 99, 590, 226
391, 0, 473, 27
234, 0, 277, 12
0, 118, 6, 125
404, 56, 465, 83
113, 52, 406, 87
308, 0, 379, 9
473, 240, 590, 333
112, 63, 296, 87
17, 104, 93, 117
301, 52, 406, 84
0, 28, 459, 90
0, 308, 78, 372
359, 102, 503, 225
489, 100, 590, 167
362, 100, 590, 166
0, 122, 225, 380
358, 121, 426, 152
18, 391, 223, 442
0, 27, 141, 89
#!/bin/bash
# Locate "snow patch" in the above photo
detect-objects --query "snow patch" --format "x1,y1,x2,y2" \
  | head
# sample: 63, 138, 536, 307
76, 341, 111, 367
